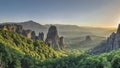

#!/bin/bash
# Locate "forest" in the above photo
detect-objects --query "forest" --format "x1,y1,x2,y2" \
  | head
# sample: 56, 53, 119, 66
0, 29, 120, 68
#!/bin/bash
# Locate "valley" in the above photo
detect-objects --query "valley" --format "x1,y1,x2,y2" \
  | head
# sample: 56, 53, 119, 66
0, 21, 118, 68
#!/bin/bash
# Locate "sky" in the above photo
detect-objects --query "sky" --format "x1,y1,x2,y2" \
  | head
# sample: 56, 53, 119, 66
0, 0, 120, 27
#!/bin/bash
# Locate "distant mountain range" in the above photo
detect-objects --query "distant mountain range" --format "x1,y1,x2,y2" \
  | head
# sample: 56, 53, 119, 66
17, 20, 47, 34
1, 20, 116, 36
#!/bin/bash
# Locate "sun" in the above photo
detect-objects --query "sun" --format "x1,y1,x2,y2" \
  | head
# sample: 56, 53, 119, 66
117, 16, 120, 24
115, 18, 120, 27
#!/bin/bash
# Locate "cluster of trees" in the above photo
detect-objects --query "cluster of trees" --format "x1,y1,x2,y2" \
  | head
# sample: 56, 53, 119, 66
39, 49, 120, 68
1, 29, 120, 68
0, 29, 65, 68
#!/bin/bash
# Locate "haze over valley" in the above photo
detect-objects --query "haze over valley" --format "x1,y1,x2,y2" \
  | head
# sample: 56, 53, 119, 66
1, 0, 120, 68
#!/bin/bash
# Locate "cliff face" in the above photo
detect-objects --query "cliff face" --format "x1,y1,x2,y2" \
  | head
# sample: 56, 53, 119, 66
0, 24, 65, 50
106, 32, 116, 52
112, 24, 120, 50
45, 25, 64, 50
0, 24, 44, 40
105, 24, 120, 52
88, 24, 120, 54
0, 24, 23, 33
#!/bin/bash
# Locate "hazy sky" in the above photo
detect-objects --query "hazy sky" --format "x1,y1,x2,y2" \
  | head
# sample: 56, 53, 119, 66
0, 0, 120, 27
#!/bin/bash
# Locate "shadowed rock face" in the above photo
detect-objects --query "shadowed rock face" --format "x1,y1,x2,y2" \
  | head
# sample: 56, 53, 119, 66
105, 24, 120, 51
46, 25, 64, 50
47, 26, 59, 39
0, 24, 44, 40
59, 36, 64, 49
31, 31, 36, 39
106, 32, 116, 51
38, 32, 44, 40
46, 26, 60, 50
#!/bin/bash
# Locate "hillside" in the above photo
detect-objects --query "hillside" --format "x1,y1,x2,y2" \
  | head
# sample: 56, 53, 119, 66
0, 29, 65, 68
20, 22, 116, 51
10, 21, 117, 52
88, 24, 120, 55
1, 21, 116, 53
18, 20, 47, 34
0, 28, 120, 68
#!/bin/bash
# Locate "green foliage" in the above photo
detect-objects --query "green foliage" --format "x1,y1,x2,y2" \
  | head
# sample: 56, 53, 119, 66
2, 29, 120, 68
0, 29, 63, 59
0, 29, 64, 68
38, 49, 120, 68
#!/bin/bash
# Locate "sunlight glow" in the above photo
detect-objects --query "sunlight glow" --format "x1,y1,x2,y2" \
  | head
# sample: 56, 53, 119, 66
116, 18, 120, 27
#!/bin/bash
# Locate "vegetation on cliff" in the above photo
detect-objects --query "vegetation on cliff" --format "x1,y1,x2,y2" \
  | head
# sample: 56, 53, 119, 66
0, 29, 64, 68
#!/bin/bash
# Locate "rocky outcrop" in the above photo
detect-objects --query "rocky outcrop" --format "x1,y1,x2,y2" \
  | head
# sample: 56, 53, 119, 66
22, 29, 32, 38
105, 24, 120, 52
45, 25, 60, 50
59, 36, 64, 49
0, 24, 65, 50
38, 32, 44, 40
31, 31, 36, 39
106, 32, 116, 52
85, 35, 92, 41
112, 25, 120, 50
79, 35, 92, 46
0, 24, 23, 33
0, 24, 44, 40
88, 24, 120, 54
45, 25, 64, 50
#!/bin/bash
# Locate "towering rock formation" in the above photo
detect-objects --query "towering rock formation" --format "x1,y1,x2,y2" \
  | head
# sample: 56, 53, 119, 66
31, 31, 36, 39
105, 24, 120, 51
45, 25, 64, 50
112, 24, 120, 50
45, 26, 60, 50
0, 24, 65, 50
88, 24, 120, 54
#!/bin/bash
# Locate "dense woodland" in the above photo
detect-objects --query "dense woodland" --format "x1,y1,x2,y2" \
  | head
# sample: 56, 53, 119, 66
39, 49, 120, 68
0, 29, 120, 68
0, 29, 64, 68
